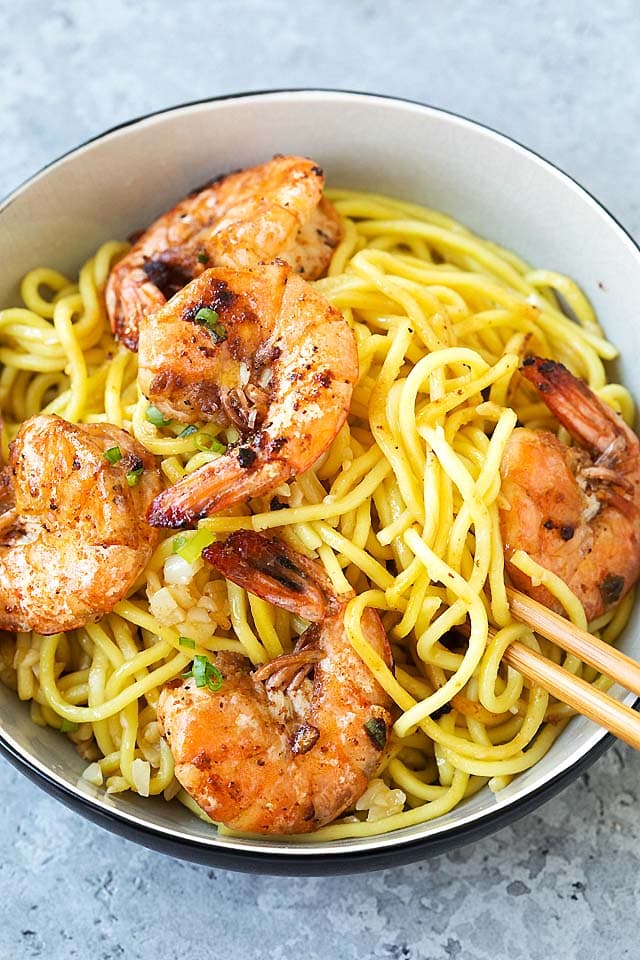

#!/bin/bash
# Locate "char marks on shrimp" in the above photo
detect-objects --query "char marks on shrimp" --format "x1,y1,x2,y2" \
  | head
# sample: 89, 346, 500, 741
157, 531, 395, 834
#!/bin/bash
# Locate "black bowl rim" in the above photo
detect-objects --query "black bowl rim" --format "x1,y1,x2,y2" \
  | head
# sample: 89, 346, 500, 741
0, 720, 612, 876
0, 87, 635, 875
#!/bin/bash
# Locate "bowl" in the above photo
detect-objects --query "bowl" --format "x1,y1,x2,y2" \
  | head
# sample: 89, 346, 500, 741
1, 90, 639, 875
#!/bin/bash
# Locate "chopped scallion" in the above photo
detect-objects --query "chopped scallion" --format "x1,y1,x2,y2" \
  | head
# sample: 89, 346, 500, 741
183, 654, 224, 691
206, 665, 224, 691
197, 252, 209, 264
177, 528, 216, 564
196, 433, 226, 454
126, 466, 144, 486
178, 424, 198, 438
194, 306, 219, 325
179, 636, 196, 649
193, 656, 208, 686
60, 718, 79, 733
194, 307, 227, 343
172, 535, 187, 554
146, 405, 171, 427
104, 446, 122, 465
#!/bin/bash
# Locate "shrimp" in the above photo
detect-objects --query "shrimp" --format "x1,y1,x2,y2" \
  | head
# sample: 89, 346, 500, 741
499, 357, 640, 621
105, 156, 343, 350
157, 531, 395, 834
144, 262, 358, 527
0, 414, 162, 634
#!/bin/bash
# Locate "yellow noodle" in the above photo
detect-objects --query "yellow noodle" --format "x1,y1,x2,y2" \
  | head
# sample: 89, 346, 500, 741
0, 191, 635, 841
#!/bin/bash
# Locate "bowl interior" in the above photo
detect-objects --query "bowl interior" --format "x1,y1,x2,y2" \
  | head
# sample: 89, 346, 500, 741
2, 91, 640, 860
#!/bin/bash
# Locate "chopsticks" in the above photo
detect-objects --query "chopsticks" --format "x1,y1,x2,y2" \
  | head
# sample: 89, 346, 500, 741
504, 587, 640, 750
507, 588, 640, 696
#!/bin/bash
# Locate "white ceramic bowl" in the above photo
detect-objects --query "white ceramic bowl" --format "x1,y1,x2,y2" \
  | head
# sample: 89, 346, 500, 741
2, 90, 639, 874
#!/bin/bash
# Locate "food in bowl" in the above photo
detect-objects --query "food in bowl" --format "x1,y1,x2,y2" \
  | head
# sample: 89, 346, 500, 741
1, 152, 637, 840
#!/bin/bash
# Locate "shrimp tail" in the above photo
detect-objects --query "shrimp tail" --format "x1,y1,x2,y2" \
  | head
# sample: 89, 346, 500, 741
520, 357, 627, 455
203, 530, 346, 621
147, 454, 290, 528
106, 268, 167, 352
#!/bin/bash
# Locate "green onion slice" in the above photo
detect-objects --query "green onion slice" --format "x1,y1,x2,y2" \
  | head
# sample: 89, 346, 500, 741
179, 636, 196, 649
60, 718, 79, 733
194, 306, 219, 325
126, 466, 144, 486
146, 404, 171, 427
196, 433, 226, 454
172, 535, 187, 554
178, 424, 198, 438
104, 446, 122, 464
194, 307, 227, 342
182, 654, 224, 691
177, 528, 216, 564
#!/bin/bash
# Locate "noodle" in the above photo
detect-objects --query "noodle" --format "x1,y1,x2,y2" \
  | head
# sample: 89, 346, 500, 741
0, 190, 635, 837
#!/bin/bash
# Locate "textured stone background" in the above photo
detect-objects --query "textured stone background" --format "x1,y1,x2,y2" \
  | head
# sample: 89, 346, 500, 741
1, 2, 640, 957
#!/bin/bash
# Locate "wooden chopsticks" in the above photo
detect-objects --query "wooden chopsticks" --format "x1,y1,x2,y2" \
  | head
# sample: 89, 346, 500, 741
505, 587, 640, 750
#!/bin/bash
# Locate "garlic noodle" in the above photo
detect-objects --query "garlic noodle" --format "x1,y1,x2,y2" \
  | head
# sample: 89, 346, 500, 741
0, 189, 634, 839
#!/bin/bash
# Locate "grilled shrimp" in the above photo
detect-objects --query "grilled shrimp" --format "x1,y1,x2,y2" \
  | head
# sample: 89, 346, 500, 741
0, 414, 162, 634
157, 531, 395, 834
144, 262, 358, 527
500, 357, 640, 620
105, 156, 343, 350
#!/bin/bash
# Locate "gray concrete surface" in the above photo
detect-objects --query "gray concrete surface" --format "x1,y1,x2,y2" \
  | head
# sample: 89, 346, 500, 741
1, 1, 639, 957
